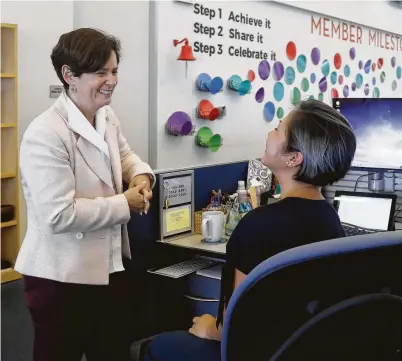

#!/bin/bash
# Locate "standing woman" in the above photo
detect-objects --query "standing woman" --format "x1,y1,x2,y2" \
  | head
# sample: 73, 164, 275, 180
15, 28, 154, 361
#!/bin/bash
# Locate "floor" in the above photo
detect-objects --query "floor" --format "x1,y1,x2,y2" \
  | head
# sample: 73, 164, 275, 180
1, 279, 146, 361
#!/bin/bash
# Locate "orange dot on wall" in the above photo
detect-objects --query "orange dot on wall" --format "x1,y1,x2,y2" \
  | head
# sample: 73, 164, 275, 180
248, 70, 256, 82
334, 53, 342, 70
286, 41, 297, 60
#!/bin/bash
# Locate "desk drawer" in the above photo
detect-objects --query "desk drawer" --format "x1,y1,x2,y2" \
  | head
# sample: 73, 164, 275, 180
184, 295, 219, 317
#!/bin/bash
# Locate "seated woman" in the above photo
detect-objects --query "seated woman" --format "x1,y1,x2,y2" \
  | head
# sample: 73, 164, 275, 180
144, 99, 356, 361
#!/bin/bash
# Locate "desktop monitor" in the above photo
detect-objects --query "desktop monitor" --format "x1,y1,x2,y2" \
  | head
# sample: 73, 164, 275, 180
332, 98, 402, 173
333, 191, 397, 231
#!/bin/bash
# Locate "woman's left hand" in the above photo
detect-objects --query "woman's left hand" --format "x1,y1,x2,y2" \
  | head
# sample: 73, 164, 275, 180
129, 175, 153, 213
189, 314, 221, 341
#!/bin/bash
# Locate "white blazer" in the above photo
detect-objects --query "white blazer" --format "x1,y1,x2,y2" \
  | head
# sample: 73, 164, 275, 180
15, 93, 155, 285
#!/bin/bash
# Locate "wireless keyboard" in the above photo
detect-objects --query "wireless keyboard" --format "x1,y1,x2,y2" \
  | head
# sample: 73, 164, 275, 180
149, 257, 219, 279
341, 222, 383, 237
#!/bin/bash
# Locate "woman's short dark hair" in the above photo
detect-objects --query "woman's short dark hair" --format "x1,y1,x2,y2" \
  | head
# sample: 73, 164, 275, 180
284, 99, 356, 187
51, 28, 121, 90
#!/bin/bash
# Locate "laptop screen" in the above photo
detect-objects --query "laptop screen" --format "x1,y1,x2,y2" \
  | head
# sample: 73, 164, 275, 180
334, 194, 394, 231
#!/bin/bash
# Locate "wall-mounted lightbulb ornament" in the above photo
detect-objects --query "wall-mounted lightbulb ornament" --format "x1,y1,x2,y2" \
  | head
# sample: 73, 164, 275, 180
196, 100, 226, 121
227, 75, 252, 96
195, 127, 223, 152
166, 111, 195, 136
196, 73, 224, 94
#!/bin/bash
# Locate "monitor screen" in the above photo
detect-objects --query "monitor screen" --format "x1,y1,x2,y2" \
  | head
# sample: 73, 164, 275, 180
333, 98, 402, 171
334, 194, 394, 231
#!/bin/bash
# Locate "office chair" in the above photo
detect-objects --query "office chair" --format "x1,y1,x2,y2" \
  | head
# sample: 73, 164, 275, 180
221, 231, 402, 361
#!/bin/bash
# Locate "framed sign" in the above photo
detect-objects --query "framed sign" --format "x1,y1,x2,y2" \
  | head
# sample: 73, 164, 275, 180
159, 170, 194, 240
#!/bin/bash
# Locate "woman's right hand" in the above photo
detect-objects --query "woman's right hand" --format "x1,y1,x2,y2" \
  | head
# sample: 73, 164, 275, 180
123, 182, 147, 212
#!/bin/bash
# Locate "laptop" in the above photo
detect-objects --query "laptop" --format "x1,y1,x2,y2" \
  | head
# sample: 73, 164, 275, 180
333, 191, 397, 234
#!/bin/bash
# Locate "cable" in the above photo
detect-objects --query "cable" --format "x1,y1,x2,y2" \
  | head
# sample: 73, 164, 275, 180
354, 172, 376, 192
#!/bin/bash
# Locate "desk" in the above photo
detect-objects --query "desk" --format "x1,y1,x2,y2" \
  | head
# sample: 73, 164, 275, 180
158, 234, 227, 255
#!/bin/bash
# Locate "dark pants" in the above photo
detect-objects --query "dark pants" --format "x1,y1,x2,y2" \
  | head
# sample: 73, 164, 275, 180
24, 271, 133, 361
144, 331, 221, 361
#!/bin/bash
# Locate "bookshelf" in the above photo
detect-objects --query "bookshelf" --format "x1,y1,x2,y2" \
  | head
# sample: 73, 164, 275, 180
1, 23, 21, 283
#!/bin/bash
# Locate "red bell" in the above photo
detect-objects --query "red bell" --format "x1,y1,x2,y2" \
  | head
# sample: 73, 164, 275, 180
173, 38, 196, 61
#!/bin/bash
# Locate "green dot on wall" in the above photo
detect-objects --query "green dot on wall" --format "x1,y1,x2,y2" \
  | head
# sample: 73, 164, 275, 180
318, 92, 324, 101
373, 87, 380, 98
301, 78, 309, 92
277, 107, 284, 119
291, 87, 301, 105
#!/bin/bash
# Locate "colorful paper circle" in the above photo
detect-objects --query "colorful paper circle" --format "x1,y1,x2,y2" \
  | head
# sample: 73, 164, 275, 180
349, 47, 356, 60
255, 87, 265, 103
248, 70, 256, 82
319, 77, 328, 92
264, 102, 276, 122
364, 60, 371, 74
258, 60, 270, 80
286, 41, 297, 60
310, 73, 316, 84
344, 65, 351, 77
330, 71, 337, 85
301, 78, 309, 92
290, 87, 301, 105
321, 60, 330, 77
285, 66, 296, 85
396, 66, 401, 79
273, 62, 284, 81
334, 53, 342, 69
311, 48, 321, 65
297, 55, 307, 73
277, 107, 284, 119
273, 82, 285, 102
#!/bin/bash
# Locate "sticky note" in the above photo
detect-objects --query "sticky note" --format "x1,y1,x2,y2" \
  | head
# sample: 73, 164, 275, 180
165, 207, 190, 233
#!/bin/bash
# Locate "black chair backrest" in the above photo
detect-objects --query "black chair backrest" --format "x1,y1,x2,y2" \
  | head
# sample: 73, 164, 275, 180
222, 232, 402, 361
271, 293, 402, 361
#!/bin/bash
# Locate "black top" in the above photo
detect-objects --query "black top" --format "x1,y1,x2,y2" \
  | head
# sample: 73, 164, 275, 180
217, 197, 345, 325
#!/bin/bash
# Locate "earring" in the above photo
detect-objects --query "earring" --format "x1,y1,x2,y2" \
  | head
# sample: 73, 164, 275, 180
70, 84, 77, 93
286, 161, 292, 167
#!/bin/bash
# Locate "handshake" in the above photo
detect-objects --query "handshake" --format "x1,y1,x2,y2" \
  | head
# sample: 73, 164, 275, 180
123, 175, 153, 215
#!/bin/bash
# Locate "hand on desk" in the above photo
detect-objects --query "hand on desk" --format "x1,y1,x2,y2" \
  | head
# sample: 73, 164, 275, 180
189, 314, 222, 341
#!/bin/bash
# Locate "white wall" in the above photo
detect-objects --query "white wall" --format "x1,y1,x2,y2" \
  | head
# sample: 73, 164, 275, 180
275, 0, 401, 35
73, 1, 150, 162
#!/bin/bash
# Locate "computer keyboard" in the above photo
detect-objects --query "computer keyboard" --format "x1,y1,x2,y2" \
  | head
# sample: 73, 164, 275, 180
149, 257, 219, 279
341, 222, 383, 237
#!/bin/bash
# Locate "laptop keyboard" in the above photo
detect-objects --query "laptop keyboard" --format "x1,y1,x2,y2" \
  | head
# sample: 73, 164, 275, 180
341, 222, 383, 237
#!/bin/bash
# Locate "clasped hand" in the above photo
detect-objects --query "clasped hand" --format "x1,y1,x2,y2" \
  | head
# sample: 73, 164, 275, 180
123, 175, 153, 214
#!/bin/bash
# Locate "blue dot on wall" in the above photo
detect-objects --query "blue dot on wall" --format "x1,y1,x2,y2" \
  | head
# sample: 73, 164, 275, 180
356, 73, 363, 89
321, 60, 330, 77
330, 71, 337, 85
297, 55, 307, 73
285, 66, 296, 85
344, 65, 351, 77
310, 73, 316, 84
372, 77, 376, 86
397, 66, 402, 80
273, 82, 285, 101
264, 102, 276, 122
364, 60, 371, 74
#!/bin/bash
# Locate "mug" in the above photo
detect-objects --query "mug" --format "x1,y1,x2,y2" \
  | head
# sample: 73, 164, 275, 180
201, 211, 224, 243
